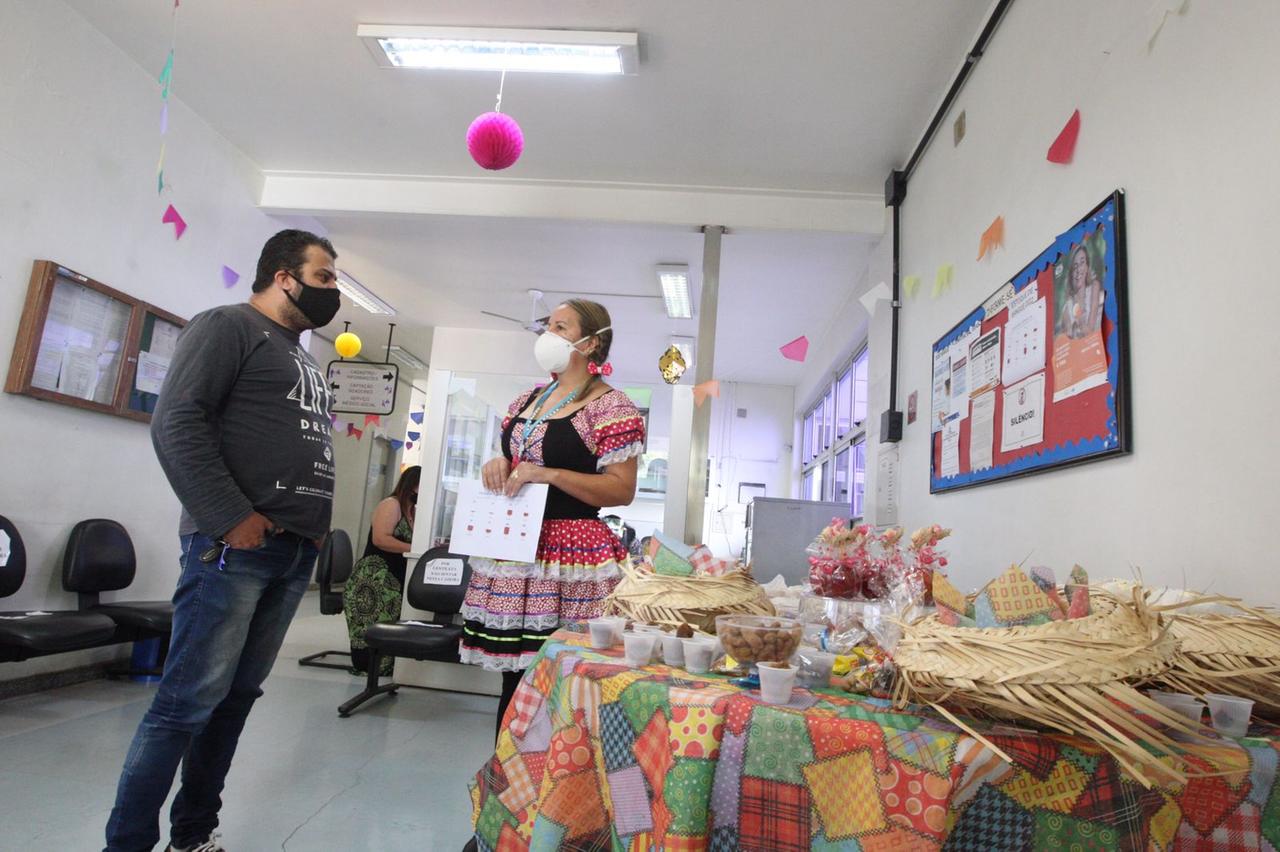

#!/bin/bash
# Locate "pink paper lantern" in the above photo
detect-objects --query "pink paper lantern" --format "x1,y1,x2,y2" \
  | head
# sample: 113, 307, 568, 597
466, 112, 524, 170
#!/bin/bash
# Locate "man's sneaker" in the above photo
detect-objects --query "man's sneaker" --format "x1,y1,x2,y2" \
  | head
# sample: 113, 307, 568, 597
165, 832, 225, 852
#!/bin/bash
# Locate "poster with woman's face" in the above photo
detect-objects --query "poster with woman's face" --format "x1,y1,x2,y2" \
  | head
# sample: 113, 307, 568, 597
1050, 226, 1110, 402
1052, 228, 1105, 340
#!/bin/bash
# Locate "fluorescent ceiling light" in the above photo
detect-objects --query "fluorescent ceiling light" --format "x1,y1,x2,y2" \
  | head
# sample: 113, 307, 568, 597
657, 264, 692, 319
671, 335, 695, 367
336, 270, 395, 316
358, 25, 639, 75
388, 345, 428, 372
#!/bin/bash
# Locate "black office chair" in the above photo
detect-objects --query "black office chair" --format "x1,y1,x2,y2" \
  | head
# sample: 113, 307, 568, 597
338, 546, 470, 717
602, 514, 636, 553
62, 519, 174, 650
298, 529, 355, 671
0, 515, 116, 663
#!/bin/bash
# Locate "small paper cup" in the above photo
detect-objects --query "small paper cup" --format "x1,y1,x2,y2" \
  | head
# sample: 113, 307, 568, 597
1205, 693, 1253, 738
588, 618, 619, 649
622, 631, 658, 667
682, 638, 715, 673
758, 662, 797, 705
661, 634, 685, 667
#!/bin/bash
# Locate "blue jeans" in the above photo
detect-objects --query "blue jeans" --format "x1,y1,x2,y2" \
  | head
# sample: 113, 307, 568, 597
104, 532, 317, 851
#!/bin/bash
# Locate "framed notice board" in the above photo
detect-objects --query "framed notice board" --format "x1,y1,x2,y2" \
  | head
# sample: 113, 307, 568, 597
929, 191, 1130, 493
4, 260, 186, 423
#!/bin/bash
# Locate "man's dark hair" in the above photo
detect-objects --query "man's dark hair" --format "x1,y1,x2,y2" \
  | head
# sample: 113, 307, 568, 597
252, 229, 337, 293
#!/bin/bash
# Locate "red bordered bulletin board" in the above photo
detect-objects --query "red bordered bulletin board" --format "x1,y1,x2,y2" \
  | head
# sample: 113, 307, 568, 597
930, 191, 1131, 493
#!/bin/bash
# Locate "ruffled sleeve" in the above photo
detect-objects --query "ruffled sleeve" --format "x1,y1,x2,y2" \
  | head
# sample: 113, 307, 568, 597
588, 390, 646, 470
501, 387, 539, 434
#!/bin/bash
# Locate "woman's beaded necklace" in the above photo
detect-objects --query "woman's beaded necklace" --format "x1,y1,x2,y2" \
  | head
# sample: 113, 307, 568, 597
513, 378, 594, 464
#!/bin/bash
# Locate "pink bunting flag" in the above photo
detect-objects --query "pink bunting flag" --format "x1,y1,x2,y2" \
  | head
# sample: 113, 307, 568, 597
692, 380, 720, 408
779, 335, 809, 362
1047, 110, 1081, 164
161, 204, 186, 239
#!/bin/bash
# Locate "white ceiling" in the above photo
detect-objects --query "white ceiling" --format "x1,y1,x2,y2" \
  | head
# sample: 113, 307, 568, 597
65, 0, 990, 192
318, 215, 876, 386
63, 0, 990, 386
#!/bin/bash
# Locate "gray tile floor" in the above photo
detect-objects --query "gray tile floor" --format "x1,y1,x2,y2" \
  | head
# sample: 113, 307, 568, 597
0, 592, 497, 850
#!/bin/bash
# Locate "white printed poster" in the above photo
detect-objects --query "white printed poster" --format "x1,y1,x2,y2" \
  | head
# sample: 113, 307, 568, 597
874, 444, 899, 526
969, 390, 996, 470
931, 349, 950, 433
1001, 373, 1046, 452
1002, 283, 1047, 387
968, 328, 1002, 397
940, 419, 961, 477
449, 480, 549, 563
135, 352, 171, 395
948, 327, 978, 422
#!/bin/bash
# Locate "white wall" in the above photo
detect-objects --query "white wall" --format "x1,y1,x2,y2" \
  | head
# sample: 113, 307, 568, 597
876, 0, 1280, 601
0, 2, 319, 675
702, 382, 795, 558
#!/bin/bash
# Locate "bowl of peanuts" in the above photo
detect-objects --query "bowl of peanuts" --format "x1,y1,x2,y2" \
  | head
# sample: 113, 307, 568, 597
715, 614, 803, 665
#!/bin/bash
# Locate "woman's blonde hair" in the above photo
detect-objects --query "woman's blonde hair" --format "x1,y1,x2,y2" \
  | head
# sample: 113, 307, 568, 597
563, 299, 613, 366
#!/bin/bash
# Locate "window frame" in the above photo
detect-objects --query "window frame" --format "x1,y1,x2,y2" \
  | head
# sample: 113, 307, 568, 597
799, 345, 868, 517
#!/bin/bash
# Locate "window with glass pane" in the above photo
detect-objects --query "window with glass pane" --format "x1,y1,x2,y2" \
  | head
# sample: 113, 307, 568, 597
810, 403, 822, 460
854, 350, 869, 426
833, 447, 850, 504
835, 368, 852, 439
822, 388, 834, 452
852, 440, 866, 518
799, 340, 869, 505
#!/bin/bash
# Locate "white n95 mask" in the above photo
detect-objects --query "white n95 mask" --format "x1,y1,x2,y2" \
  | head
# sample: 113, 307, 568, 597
534, 326, 610, 374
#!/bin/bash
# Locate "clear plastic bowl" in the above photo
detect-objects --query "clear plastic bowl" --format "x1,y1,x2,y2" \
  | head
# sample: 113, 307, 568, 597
715, 614, 802, 664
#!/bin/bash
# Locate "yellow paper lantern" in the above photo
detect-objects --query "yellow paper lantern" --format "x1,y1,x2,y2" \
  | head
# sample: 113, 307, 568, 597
335, 331, 362, 359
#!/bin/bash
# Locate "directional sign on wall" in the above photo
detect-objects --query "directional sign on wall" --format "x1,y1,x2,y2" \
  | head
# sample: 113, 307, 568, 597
327, 360, 398, 415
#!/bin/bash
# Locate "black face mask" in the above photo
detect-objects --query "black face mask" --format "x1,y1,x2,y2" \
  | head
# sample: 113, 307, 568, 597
286, 273, 341, 328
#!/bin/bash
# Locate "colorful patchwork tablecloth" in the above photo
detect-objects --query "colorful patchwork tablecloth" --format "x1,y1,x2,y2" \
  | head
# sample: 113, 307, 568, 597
469, 630, 1280, 850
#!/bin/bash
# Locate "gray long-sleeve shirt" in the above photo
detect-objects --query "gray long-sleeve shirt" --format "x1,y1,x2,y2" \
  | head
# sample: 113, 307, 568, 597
151, 303, 335, 540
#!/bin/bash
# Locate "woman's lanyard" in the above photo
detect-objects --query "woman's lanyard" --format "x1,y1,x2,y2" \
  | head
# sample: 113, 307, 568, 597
513, 380, 582, 465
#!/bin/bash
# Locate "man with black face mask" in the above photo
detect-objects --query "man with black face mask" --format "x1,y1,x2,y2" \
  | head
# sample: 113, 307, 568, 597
105, 230, 341, 852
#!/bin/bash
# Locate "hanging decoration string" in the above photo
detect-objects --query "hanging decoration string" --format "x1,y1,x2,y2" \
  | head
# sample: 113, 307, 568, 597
156, 0, 180, 195
494, 68, 507, 113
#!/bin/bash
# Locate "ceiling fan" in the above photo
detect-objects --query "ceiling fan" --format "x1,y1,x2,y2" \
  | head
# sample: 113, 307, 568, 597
481, 288, 551, 334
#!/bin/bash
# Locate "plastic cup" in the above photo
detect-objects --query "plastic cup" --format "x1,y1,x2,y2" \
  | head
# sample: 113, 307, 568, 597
661, 634, 685, 667
602, 615, 626, 638
798, 651, 836, 690
588, 618, 619, 649
1205, 693, 1253, 738
682, 638, 715, 673
1148, 691, 1205, 724
758, 662, 798, 704
622, 631, 658, 667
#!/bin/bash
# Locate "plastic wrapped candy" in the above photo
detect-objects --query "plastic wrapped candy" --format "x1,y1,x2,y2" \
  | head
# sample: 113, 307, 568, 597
906, 524, 951, 605
805, 518, 873, 599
